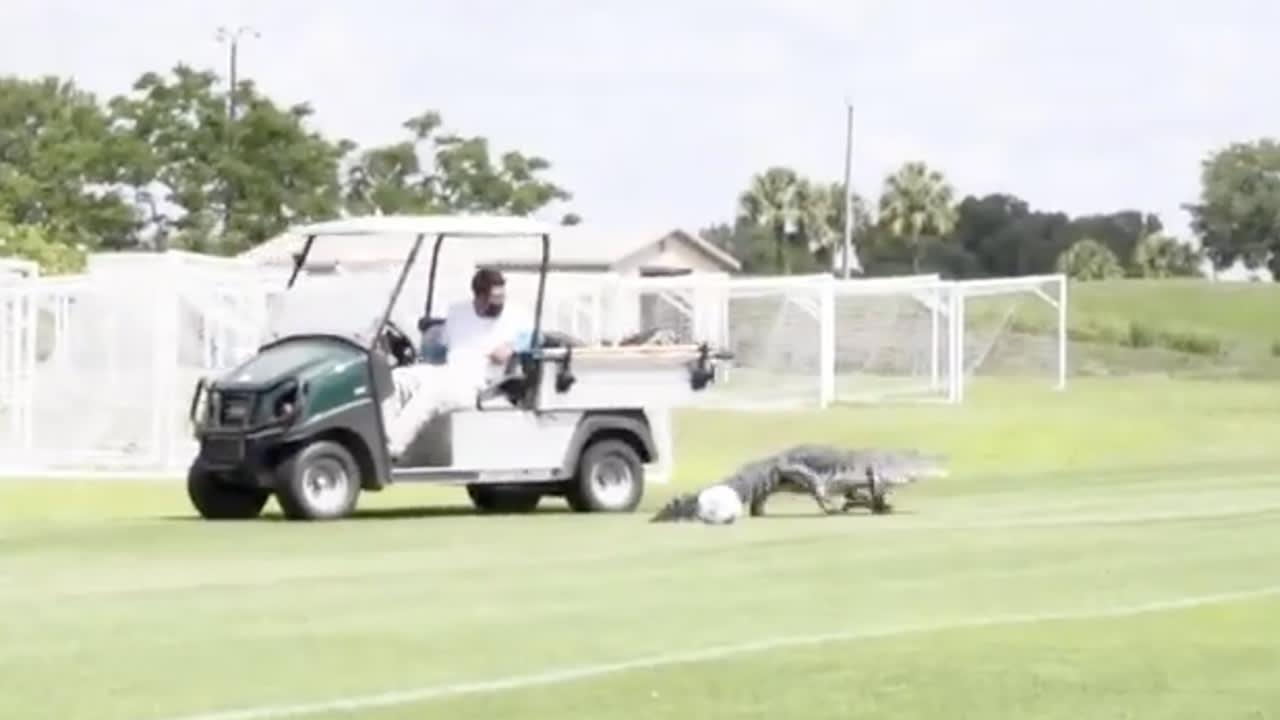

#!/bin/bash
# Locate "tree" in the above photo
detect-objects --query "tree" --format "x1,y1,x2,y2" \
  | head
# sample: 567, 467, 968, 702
107, 65, 350, 254
698, 218, 810, 274
947, 193, 1173, 279
1055, 237, 1122, 280
809, 181, 873, 272
341, 110, 573, 219
877, 162, 959, 271
1186, 139, 1280, 279
1130, 233, 1203, 278
949, 194, 1032, 276
0, 219, 86, 274
736, 167, 829, 274
0, 76, 139, 250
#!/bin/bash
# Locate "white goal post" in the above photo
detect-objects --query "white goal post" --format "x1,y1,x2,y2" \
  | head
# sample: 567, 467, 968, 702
599, 271, 1067, 409
0, 252, 1068, 475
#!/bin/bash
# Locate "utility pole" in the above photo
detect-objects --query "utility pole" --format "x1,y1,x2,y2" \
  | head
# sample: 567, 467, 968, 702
840, 100, 861, 278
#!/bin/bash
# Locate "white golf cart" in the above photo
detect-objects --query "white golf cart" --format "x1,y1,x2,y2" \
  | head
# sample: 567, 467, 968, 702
186, 214, 727, 520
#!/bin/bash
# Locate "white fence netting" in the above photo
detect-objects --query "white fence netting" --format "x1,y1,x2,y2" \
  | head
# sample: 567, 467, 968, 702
0, 251, 1065, 474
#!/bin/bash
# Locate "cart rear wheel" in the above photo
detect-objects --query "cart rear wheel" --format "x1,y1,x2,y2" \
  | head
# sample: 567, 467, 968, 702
566, 438, 645, 513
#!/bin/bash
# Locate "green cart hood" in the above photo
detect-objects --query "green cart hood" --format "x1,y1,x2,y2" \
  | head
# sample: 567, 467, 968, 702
214, 336, 365, 390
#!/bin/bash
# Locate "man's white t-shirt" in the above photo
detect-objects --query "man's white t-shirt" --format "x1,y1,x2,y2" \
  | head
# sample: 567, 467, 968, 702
440, 299, 530, 390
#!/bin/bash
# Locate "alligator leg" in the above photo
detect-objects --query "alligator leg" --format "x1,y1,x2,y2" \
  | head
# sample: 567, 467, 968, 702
775, 463, 841, 515
867, 468, 893, 514
840, 489, 867, 513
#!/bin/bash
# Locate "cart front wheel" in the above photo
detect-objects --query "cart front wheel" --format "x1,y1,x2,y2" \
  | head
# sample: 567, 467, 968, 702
187, 466, 269, 520
274, 440, 361, 521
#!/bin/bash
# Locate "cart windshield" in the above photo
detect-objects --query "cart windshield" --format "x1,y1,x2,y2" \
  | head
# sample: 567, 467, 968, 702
262, 233, 423, 344
261, 232, 481, 345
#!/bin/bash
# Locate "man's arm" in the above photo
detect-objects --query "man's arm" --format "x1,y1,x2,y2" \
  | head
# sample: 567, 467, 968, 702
488, 343, 513, 364
487, 309, 534, 364
439, 301, 464, 348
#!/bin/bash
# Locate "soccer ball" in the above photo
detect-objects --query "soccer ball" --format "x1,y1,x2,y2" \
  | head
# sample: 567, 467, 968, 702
695, 484, 743, 525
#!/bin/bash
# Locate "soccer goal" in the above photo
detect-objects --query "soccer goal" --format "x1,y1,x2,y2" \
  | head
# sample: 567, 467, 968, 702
949, 273, 1068, 402
604, 272, 1068, 409
0, 248, 1068, 475
0, 253, 274, 475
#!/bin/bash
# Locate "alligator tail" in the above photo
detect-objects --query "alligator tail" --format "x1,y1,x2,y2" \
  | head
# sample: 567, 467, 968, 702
649, 492, 700, 522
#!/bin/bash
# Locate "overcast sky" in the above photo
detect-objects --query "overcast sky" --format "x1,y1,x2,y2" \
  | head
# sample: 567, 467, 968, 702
2, 0, 1276, 241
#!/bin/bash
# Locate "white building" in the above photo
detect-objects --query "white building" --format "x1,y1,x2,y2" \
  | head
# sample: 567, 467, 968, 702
240, 223, 741, 276
239, 222, 742, 342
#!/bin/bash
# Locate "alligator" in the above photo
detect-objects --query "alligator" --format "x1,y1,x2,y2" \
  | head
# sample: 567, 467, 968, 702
649, 445, 948, 522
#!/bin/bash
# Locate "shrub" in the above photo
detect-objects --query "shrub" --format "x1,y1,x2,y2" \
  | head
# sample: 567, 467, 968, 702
1158, 329, 1223, 357
1127, 322, 1157, 348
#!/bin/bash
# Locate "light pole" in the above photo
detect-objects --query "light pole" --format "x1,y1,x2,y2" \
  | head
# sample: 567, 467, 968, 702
215, 25, 260, 126
214, 25, 258, 245
839, 99, 861, 278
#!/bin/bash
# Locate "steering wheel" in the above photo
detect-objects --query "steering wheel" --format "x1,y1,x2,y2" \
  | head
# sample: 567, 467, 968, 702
378, 319, 417, 367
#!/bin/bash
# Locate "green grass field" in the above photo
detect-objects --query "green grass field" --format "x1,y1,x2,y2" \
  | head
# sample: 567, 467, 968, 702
3, 376, 1280, 720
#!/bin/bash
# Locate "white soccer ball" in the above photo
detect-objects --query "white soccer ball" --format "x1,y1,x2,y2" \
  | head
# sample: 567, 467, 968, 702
695, 484, 743, 525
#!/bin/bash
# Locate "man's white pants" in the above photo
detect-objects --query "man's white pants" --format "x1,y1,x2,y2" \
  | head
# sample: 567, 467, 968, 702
382, 364, 479, 457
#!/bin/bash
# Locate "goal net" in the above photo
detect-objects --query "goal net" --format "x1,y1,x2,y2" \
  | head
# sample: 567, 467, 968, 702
0, 254, 273, 474
600, 272, 1067, 408
951, 274, 1067, 399
0, 250, 1068, 476
831, 275, 954, 403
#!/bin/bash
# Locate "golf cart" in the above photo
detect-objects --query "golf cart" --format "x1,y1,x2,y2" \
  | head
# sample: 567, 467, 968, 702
185, 214, 727, 521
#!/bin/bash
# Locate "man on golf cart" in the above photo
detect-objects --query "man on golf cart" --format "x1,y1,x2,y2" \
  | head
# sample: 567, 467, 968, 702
384, 267, 533, 459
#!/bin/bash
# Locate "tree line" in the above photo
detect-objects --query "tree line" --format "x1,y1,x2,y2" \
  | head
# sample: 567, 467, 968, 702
1, 63, 1278, 282
710, 158, 1265, 281
0, 66, 577, 273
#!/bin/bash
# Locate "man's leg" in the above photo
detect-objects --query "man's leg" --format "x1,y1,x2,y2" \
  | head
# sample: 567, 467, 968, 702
384, 365, 474, 459
385, 365, 443, 459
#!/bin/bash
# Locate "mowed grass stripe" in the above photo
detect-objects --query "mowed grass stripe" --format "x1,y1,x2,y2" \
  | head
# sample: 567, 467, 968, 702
392, 593, 1280, 720
142, 588, 1280, 720
4, 472, 1280, 601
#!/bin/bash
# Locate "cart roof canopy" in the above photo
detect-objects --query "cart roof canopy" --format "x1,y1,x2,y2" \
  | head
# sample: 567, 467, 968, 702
292, 214, 554, 239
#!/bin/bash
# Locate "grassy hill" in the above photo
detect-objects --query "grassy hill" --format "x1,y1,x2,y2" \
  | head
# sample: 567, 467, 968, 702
990, 279, 1280, 378
1065, 279, 1278, 342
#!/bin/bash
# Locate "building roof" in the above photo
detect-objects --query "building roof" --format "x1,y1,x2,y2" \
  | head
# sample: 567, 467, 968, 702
289, 214, 554, 238
240, 218, 741, 272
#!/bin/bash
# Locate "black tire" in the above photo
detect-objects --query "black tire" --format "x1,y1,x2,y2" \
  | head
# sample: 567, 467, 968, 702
466, 484, 543, 514
565, 438, 645, 513
187, 465, 269, 520
273, 440, 361, 521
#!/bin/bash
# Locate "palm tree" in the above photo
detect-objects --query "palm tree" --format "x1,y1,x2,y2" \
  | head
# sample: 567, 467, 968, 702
877, 162, 959, 272
736, 167, 827, 274
1056, 237, 1123, 280
814, 181, 872, 272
